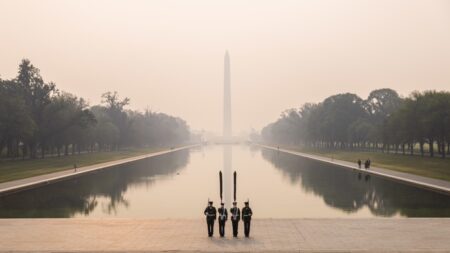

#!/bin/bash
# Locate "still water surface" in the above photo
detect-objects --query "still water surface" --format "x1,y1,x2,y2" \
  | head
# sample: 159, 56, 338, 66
1, 145, 450, 218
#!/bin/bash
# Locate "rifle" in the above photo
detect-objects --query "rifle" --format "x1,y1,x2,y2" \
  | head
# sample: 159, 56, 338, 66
219, 171, 225, 221
233, 171, 236, 202
232, 171, 238, 221
219, 171, 223, 203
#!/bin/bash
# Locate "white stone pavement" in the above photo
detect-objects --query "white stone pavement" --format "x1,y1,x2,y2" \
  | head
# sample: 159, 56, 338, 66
259, 144, 450, 195
0, 145, 198, 196
0, 218, 449, 252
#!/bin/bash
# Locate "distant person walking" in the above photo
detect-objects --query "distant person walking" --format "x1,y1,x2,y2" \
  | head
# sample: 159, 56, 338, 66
204, 201, 217, 237
218, 202, 228, 237
364, 159, 371, 170
230, 201, 240, 237
242, 201, 253, 237
357, 159, 361, 169
73, 163, 77, 172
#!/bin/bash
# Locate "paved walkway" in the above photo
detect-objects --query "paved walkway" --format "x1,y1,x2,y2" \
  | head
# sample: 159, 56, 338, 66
259, 144, 450, 195
0, 145, 198, 196
0, 218, 449, 252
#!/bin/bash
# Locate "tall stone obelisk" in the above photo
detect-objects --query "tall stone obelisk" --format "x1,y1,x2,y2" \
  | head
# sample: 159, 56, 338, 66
223, 51, 232, 206
223, 51, 232, 141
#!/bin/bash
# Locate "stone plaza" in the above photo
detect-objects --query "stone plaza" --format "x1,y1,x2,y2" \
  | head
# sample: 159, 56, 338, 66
0, 218, 449, 252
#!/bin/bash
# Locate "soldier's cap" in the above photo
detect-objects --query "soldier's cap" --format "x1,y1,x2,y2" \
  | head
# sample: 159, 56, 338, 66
208, 201, 213, 204
233, 201, 237, 205
244, 201, 249, 204
221, 202, 224, 205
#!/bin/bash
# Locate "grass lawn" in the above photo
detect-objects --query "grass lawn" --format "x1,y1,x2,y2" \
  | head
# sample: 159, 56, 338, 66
284, 146, 450, 182
0, 147, 170, 183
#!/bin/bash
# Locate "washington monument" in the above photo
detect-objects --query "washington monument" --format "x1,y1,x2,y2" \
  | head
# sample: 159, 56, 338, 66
223, 51, 232, 206
223, 51, 232, 140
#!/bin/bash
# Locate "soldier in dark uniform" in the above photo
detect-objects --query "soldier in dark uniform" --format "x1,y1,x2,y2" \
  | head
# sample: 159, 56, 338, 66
242, 201, 253, 237
230, 201, 240, 237
218, 202, 228, 237
204, 201, 217, 237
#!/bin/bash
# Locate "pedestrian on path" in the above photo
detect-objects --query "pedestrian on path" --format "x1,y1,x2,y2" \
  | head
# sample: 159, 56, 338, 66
357, 159, 361, 169
242, 201, 253, 238
218, 202, 228, 237
73, 163, 77, 172
364, 159, 370, 170
204, 201, 217, 237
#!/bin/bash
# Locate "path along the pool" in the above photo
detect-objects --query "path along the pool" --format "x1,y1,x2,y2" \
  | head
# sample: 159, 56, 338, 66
258, 144, 450, 195
0, 145, 198, 196
0, 218, 449, 252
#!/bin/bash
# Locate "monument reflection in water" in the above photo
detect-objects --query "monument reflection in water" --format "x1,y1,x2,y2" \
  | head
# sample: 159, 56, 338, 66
223, 145, 232, 206
0, 145, 450, 218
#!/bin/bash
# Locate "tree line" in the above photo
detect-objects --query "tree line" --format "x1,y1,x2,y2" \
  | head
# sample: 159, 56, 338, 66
0, 59, 190, 159
261, 88, 450, 158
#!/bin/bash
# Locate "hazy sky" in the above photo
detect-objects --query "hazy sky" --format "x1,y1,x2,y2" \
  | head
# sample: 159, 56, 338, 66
1, 0, 450, 134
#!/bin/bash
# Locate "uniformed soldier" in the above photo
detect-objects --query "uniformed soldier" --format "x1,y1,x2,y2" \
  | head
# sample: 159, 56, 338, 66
218, 202, 228, 237
204, 201, 217, 237
242, 201, 253, 237
230, 201, 240, 237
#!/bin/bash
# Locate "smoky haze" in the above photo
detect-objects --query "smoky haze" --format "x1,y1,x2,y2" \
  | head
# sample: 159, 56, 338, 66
1, 0, 449, 134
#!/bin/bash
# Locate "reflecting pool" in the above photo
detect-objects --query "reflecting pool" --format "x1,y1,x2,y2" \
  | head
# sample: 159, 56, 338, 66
1, 145, 449, 218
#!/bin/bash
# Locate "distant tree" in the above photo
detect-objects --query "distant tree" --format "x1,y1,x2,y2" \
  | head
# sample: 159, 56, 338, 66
319, 93, 367, 148
0, 79, 35, 157
101, 91, 130, 112
417, 91, 450, 158
1, 60, 191, 160
365, 88, 403, 150
16, 59, 56, 158
261, 88, 450, 158
42, 92, 96, 157
365, 88, 402, 121
101, 91, 130, 149
348, 119, 374, 149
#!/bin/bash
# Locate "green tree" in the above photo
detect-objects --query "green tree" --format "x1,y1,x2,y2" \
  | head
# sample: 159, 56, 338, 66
101, 91, 130, 149
0, 80, 35, 157
16, 59, 56, 158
